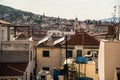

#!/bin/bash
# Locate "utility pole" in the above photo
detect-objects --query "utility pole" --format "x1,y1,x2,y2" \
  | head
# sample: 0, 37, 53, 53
65, 35, 68, 80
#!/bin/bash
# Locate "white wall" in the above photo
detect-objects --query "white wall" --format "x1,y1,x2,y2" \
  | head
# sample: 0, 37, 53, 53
25, 62, 35, 80
10, 27, 14, 41
0, 25, 8, 50
0, 25, 14, 42
98, 40, 105, 80
0, 26, 8, 41
98, 40, 120, 80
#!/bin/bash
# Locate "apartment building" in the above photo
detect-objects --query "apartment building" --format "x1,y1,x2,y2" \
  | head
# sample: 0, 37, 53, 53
99, 40, 120, 80
0, 20, 35, 80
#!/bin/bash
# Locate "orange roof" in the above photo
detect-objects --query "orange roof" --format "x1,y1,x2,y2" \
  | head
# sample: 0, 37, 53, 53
67, 32, 100, 46
0, 62, 28, 76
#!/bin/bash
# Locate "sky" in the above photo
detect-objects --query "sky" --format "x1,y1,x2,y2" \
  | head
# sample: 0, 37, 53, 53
0, 0, 119, 20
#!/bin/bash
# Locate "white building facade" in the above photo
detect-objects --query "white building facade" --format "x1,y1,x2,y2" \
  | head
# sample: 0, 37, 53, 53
98, 40, 120, 80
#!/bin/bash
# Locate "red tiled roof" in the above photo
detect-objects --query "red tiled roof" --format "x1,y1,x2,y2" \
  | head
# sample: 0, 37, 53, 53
0, 62, 28, 76
107, 26, 115, 35
67, 32, 99, 46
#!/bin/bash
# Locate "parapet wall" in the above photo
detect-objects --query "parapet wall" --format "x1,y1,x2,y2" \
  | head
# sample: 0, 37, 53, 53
0, 41, 33, 62
1, 41, 30, 51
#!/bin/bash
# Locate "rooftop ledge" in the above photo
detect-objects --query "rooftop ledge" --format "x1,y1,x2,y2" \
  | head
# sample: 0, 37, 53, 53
100, 39, 120, 43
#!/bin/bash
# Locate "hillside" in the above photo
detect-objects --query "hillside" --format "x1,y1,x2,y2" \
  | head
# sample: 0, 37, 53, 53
0, 4, 75, 26
101, 17, 120, 22
0, 5, 76, 34
0, 4, 43, 24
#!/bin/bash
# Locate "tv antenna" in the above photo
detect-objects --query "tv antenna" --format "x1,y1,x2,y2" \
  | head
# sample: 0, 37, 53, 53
113, 5, 117, 24
118, 5, 120, 22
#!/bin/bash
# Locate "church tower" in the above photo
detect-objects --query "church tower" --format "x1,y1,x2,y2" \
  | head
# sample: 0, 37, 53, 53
74, 18, 81, 31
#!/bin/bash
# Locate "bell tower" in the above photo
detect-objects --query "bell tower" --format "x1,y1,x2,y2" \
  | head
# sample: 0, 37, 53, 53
74, 17, 80, 31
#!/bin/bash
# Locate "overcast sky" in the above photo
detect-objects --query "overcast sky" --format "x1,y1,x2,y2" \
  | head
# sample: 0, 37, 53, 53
0, 0, 119, 20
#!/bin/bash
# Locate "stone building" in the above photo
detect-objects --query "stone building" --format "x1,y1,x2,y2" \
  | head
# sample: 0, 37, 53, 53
0, 20, 35, 80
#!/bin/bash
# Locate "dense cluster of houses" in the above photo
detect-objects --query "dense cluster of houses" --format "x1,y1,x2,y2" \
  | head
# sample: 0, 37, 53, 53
0, 19, 120, 80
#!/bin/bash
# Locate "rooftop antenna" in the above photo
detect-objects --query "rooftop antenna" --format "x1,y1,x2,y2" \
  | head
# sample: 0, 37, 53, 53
113, 5, 117, 24
118, 5, 120, 22
113, 5, 119, 40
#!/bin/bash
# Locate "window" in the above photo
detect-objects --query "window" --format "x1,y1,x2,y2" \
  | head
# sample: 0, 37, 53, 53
76, 50, 82, 57
2, 30, 4, 40
87, 51, 93, 57
41, 76, 45, 80
87, 51, 93, 61
87, 51, 91, 55
67, 50, 73, 58
30, 51, 32, 61
43, 51, 49, 57
42, 67, 49, 71
10, 29, 14, 34
94, 51, 98, 58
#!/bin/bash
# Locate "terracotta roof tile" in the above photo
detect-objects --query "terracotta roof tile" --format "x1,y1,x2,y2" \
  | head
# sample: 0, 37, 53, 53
107, 26, 115, 35
67, 32, 99, 46
0, 62, 28, 76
